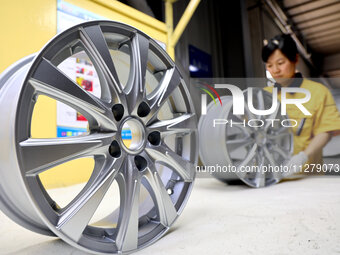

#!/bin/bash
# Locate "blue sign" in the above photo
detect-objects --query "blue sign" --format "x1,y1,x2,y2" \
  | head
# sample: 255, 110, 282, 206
188, 45, 212, 78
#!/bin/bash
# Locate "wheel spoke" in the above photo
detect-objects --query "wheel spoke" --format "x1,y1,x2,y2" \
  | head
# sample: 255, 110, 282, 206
273, 125, 288, 135
115, 157, 141, 252
145, 143, 194, 182
271, 168, 284, 180
30, 58, 115, 131
147, 113, 196, 138
142, 161, 177, 227
20, 133, 115, 176
229, 120, 252, 136
272, 145, 290, 160
125, 33, 149, 114
267, 132, 290, 140
263, 146, 277, 167
239, 143, 257, 166
226, 138, 253, 151
255, 153, 266, 188
57, 158, 119, 242
145, 68, 181, 124
235, 144, 257, 179
80, 25, 122, 99
244, 101, 257, 121
243, 102, 259, 131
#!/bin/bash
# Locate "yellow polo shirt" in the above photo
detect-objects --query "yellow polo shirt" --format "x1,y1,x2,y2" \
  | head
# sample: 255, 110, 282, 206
264, 79, 340, 165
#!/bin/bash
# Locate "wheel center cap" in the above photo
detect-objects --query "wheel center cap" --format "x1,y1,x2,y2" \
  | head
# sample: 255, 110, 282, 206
255, 132, 266, 146
120, 118, 146, 153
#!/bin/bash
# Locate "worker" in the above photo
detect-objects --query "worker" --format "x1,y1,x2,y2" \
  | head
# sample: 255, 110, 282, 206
262, 34, 340, 175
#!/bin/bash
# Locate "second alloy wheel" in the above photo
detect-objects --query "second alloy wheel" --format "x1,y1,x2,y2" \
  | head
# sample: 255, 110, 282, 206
198, 88, 293, 188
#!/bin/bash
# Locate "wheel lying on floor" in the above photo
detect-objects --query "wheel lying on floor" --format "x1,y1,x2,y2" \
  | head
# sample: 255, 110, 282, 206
0, 20, 197, 254
198, 88, 293, 188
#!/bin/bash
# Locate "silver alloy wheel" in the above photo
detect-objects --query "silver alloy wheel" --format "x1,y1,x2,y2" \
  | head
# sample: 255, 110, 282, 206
0, 21, 197, 254
198, 88, 293, 188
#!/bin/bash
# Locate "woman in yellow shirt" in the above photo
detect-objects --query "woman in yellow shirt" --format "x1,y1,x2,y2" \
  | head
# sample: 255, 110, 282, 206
262, 34, 340, 174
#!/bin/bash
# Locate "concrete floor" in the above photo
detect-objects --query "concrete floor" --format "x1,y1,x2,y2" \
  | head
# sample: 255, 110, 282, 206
1, 176, 340, 255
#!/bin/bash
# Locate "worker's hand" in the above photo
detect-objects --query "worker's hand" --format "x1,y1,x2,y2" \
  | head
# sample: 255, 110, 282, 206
283, 151, 308, 177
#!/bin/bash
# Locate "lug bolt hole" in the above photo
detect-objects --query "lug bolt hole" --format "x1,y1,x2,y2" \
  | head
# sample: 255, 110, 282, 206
112, 104, 124, 121
148, 131, 161, 146
134, 155, 147, 171
109, 140, 121, 158
137, 102, 151, 117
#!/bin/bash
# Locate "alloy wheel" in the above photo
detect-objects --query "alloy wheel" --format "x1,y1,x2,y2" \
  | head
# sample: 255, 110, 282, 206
0, 21, 197, 254
198, 88, 293, 188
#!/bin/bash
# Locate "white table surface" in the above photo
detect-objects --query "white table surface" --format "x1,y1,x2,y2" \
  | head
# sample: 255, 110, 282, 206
1, 176, 340, 255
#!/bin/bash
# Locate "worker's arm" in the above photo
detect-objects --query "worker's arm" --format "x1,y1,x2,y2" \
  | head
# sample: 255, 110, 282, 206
283, 132, 332, 177
304, 132, 332, 160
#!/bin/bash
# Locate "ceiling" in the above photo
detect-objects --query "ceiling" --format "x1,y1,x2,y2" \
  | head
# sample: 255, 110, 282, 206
281, 0, 340, 78
283, 0, 340, 55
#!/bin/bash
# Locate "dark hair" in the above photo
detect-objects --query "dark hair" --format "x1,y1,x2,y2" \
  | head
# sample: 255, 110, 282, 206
262, 34, 298, 63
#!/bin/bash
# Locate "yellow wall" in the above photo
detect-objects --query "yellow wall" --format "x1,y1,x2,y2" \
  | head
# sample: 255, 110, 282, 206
69, 0, 167, 42
0, 0, 168, 189
0, 0, 58, 73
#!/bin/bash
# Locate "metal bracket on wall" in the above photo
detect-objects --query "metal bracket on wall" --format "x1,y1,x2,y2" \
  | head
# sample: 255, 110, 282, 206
165, 0, 201, 60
